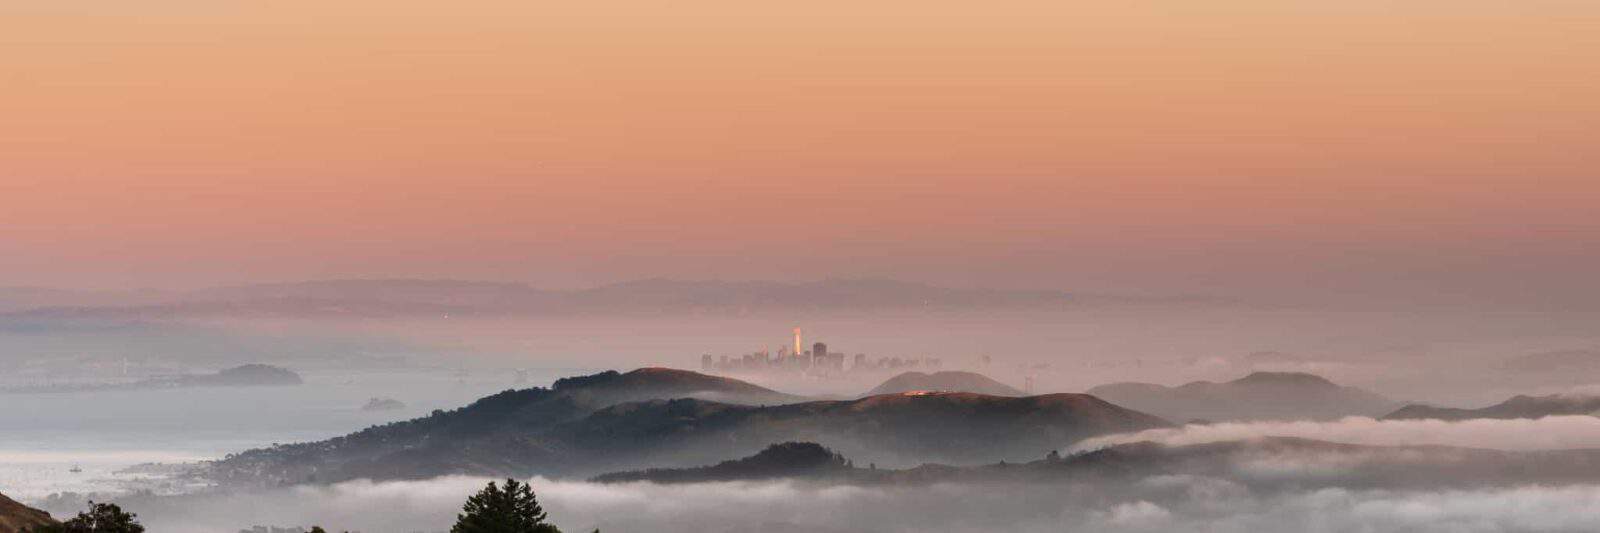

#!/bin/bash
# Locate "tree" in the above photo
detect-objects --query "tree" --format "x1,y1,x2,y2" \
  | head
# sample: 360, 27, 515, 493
450, 479, 562, 533
29, 501, 144, 533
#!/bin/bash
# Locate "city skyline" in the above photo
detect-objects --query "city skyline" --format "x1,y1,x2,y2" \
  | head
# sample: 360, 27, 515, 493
5, 2, 1600, 532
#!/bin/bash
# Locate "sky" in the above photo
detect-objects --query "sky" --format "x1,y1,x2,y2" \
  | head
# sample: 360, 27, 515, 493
2, 1, 1597, 306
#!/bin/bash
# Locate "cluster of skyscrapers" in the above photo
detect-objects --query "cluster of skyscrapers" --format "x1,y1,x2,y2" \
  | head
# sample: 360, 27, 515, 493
699, 327, 943, 376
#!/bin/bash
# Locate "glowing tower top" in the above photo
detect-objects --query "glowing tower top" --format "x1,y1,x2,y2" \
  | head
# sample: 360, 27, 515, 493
793, 327, 802, 358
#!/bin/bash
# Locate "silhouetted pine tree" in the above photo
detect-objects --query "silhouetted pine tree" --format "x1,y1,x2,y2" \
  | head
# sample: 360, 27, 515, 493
450, 479, 561, 533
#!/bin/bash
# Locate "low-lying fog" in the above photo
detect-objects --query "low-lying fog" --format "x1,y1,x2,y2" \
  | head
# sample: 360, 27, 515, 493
44, 411, 1600, 532
78, 475, 1600, 533
0, 370, 586, 500
6, 303, 1600, 531
8, 305, 1598, 402
1071, 415, 1600, 452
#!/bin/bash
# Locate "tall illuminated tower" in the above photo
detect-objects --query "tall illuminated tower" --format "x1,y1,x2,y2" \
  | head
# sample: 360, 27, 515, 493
793, 327, 802, 359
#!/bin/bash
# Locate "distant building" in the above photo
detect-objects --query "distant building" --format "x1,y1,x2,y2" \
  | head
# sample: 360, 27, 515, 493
695, 329, 952, 380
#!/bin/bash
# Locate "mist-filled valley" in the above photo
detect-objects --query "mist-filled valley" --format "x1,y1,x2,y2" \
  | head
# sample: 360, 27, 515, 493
9, 0, 1600, 528
3, 280, 1600, 532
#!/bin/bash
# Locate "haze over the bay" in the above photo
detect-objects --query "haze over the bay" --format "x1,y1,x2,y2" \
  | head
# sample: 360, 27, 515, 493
4, 2, 1600, 533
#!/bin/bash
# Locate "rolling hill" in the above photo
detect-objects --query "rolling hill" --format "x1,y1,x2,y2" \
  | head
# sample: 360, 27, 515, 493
549, 367, 805, 406
592, 441, 851, 483
864, 371, 1024, 397
1383, 393, 1600, 421
1087, 371, 1396, 422
0, 492, 55, 533
592, 436, 1600, 491
559, 391, 1170, 473
204, 370, 1168, 487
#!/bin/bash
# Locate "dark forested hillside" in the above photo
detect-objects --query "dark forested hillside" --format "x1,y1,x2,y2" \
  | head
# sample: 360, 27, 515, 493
205, 370, 1169, 487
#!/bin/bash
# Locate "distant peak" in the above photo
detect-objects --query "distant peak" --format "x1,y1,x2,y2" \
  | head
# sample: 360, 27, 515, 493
751, 441, 836, 459
1230, 371, 1337, 388
550, 370, 622, 390
630, 366, 687, 374
866, 370, 1024, 397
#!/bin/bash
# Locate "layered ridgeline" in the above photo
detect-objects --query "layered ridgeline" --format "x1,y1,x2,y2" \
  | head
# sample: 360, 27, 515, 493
205, 368, 1169, 487
593, 438, 1600, 491
864, 371, 1024, 397
3, 364, 301, 394
0, 492, 55, 533
1384, 393, 1600, 421
1087, 372, 1396, 422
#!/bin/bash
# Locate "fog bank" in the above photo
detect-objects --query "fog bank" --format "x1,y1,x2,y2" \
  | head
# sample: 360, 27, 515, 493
111, 475, 1600, 533
1071, 416, 1600, 453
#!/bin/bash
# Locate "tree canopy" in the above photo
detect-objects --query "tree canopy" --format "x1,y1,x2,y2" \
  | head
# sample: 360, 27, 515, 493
28, 501, 144, 533
450, 479, 562, 533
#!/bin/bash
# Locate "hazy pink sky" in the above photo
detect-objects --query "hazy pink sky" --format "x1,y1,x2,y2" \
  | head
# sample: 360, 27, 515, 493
2, 1, 1597, 306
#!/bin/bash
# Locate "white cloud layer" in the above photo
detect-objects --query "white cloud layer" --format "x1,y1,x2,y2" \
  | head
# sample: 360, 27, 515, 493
115, 475, 1600, 533
1070, 415, 1600, 453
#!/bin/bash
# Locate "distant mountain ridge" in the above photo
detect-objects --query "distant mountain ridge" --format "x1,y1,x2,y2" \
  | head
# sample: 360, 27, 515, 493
1384, 393, 1600, 421
204, 368, 1169, 487
865, 371, 1024, 397
4, 364, 301, 394
4, 364, 302, 394
0, 278, 1217, 319
1087, 371, 1396, 422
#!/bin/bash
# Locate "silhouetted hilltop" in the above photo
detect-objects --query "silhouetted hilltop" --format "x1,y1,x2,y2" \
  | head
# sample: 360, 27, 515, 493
205, 368, 810, 485
864, 371, 1023, 397
1227, 371, 1337, 388
553, 367, 804, 406
1383, 393, 1600, 421
205, 372, 1168, 487
562, 391, 1170, 471
1087, 371, 1394, 422
590, 436, 1600, 491
181, 364, 303, 387
592, 442, 850, 483
0, 492, 55, 533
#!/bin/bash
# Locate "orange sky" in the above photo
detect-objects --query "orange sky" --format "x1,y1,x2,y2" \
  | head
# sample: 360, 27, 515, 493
1, 1, 1597, 305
